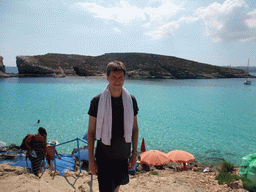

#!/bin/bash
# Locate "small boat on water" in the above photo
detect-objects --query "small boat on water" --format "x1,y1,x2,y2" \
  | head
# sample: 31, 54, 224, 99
244, 78, 252, 85
244, 58, 252, 85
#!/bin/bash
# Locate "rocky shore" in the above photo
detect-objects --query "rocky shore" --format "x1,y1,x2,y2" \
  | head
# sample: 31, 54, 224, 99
0, 53, 252, 79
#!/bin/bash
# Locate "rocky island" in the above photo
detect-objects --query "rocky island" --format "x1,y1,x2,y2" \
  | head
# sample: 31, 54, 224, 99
0, 53, 251, 79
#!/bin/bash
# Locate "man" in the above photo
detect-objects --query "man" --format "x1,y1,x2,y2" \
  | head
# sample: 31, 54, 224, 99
87, 61, 139, 192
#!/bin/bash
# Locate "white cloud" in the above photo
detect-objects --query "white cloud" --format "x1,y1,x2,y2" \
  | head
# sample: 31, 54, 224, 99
143, 22, 151, 28
77, 0, 183, 24
144, 0, 184, 23
77, 1, 146, 23
179, 16, 200, 23
195, 0, 256, 42
142, 0, 185, 39
144, 15, 200, 39
145, 20, 179, 39
75, 0, 256, 42
113, 27, 122, 32
76, 0, 184, 39
246, 9, 256, 28
146, 15, 198, 39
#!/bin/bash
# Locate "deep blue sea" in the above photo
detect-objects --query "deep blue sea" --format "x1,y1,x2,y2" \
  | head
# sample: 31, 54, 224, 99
1, 71, 256, 166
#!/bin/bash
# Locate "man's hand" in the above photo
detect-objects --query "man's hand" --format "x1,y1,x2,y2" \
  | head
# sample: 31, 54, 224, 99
128, 153, 137, 169
89, 159, 98, 175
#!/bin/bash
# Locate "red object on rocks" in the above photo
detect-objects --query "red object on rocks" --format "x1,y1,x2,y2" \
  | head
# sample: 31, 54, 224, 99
140, 138, 146, 152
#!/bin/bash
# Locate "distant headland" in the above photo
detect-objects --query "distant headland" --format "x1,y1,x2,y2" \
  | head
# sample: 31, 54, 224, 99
0, 53, 252, 79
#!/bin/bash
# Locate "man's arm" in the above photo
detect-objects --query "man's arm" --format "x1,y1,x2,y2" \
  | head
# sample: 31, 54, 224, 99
87, 115, 98, 175
128, 115, 139, 169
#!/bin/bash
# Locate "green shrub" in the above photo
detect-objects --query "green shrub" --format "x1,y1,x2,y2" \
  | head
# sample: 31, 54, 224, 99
221, 161, 235, 173
151, 171, 158, 175
242, 178, 256, 192
215, 172, 240, 185
215, 161, 239, 185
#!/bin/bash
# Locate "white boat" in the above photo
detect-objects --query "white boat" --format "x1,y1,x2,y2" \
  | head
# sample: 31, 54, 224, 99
244, 78, 251, 85
244, 59, 252, 85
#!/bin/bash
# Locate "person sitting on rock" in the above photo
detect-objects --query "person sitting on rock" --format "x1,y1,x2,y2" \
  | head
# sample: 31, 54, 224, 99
181, 163, 189, 171
193, 164, 199, 171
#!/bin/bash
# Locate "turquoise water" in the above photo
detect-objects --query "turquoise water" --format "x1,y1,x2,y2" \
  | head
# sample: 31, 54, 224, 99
0, 77, 255, 165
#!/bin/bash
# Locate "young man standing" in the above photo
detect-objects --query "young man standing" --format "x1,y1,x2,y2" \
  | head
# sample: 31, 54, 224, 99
87, 61, 139, 192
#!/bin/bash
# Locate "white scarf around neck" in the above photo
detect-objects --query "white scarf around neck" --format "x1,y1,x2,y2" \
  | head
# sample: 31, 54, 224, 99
96, 84, 134, 145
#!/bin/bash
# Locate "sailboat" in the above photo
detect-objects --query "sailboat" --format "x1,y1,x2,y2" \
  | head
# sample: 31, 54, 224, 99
244, 58, 252, 85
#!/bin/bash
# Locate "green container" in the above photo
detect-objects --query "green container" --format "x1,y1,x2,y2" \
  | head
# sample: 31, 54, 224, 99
239, 154, 256, 178
247, 159, 256, 182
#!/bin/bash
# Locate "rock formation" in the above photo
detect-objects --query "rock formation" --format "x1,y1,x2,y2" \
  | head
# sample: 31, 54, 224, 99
15, 53, 250, 79
0, 56, 9, 78
0, 56, 19, 78
0, 56, 5, 73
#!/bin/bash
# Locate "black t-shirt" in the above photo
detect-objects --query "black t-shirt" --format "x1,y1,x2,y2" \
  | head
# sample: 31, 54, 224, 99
88, 94, 139, 160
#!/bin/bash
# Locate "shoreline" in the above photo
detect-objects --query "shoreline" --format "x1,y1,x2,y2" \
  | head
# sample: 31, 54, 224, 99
0, 142, 237, 170
1, 142, 239, 167
1, 71, 256, 79
0, 142, 243, 168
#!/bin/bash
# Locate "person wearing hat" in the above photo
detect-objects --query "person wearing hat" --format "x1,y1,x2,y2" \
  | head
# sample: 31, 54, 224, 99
45, 140, 61, 171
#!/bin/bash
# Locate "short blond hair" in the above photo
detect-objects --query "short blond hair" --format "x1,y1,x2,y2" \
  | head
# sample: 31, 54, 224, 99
106, 61, 126, 76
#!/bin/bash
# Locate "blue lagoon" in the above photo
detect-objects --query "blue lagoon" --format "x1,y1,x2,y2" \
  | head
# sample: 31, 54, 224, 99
0, 77, 255, 165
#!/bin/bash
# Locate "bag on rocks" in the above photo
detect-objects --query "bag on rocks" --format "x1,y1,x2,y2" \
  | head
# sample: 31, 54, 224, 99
20, 134, 35, 151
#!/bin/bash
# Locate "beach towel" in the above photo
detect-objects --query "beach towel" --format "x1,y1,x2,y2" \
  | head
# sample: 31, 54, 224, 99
96, 84, 134, 145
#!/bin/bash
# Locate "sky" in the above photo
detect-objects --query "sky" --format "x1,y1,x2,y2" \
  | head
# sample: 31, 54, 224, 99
0, 0, 256, 67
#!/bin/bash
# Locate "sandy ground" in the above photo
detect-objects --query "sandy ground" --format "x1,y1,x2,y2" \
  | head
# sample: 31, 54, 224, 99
0, 163, 248, 192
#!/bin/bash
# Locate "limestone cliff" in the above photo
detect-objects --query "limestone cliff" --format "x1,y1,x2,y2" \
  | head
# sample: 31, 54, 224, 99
0, 56, 5, 73
16, 53, 249, 79
0, 56, 19, 78
0, 56, 10, 78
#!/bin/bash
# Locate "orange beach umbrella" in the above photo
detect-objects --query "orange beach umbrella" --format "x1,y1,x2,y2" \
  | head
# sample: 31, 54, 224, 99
140, 150, 170, 166
167, 150, 195, 163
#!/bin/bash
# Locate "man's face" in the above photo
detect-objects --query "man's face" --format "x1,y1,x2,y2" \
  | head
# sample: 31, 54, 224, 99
107, 70, 125, 93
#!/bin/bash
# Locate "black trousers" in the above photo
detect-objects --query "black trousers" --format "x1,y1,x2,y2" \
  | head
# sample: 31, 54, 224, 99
96, 154, 129, 192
